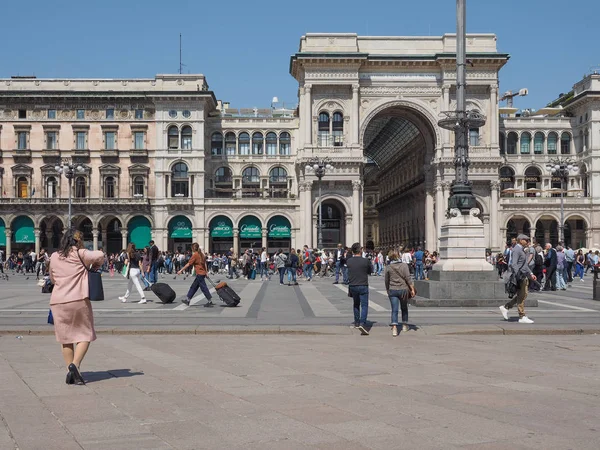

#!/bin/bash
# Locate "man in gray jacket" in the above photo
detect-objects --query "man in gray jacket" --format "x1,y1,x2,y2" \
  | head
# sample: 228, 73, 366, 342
499, 234, 537, 324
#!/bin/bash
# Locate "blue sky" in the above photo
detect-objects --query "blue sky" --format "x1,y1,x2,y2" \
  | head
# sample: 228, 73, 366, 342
2, 0, 598, 110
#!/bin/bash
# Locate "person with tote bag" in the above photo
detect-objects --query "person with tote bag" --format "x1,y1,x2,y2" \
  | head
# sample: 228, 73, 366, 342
47, 229, 104, 385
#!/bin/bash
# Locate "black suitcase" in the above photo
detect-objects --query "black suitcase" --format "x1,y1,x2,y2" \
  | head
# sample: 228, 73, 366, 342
207, 277, 240, 307
151, 282, 176, 304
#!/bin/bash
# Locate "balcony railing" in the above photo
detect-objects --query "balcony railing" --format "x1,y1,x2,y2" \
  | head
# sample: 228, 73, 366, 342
0, 197, 149, 204
317, 136, 344, 147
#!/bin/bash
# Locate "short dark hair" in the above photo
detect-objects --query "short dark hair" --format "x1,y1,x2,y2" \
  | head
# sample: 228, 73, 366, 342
351, 242, 361, 254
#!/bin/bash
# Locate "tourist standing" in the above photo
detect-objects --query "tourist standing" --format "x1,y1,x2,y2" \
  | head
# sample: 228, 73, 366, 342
499, 234, 536, 324
178, 243, 213, 307
48, 229, 105, 385
564, 245, 575, 284
119, 244, 147, 304
286, 248, 299, 286
413, 246, 424, 280
385, 250, 415, 337
275, 249, 287, 285
555, 246, 567, 290
333, 243, 344, 284
347, 242, 372, 335
148, 240, 159, 285
574, 250, 585, 281
543, 243, 558, 291
260, 247, 268, 281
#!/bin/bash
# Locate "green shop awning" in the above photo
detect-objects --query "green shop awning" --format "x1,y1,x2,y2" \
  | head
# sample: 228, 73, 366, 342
0, 218, 5, 246
169, 216, 193, 239
267, 216, 291, 238
239, 215, 262, 239
12, 216, 35, 244
128, 216, 152, 249
210, 216, 233, 238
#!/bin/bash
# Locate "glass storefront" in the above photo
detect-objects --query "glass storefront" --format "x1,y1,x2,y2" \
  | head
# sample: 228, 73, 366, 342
209, 215, 234, 253
267, 216, 291, 253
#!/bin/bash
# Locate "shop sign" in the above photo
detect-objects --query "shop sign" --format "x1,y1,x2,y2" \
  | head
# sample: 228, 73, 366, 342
211, 220, 233, 238
170, 217, 192, 238
240, 223, 262, 239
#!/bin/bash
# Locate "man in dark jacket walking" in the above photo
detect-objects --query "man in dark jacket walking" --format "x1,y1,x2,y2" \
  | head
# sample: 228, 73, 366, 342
347, 242, 372, 335
543, 242, 557, 291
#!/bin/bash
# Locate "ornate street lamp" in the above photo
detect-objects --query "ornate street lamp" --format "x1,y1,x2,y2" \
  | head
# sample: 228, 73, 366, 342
304, 158, 334, 249
55, 159, 85, 226
546, 157, 578, 244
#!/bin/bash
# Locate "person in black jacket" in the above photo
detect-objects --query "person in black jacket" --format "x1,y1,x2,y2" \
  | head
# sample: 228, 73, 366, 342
543, 243, 557, 291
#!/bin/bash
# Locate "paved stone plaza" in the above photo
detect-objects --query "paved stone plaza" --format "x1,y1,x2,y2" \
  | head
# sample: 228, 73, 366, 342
0, 332, 598, 449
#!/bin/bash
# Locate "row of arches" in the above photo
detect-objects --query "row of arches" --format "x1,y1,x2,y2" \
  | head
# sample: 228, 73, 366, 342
211, 131, 291, 156
499, 165, 588, 197
505, 215, 589, 248
500, 131, 572, 155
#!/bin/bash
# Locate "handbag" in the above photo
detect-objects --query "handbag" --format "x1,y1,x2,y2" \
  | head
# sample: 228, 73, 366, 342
77, 250, 105, 301
47, 309, 54, 325
121, 263, 130, 278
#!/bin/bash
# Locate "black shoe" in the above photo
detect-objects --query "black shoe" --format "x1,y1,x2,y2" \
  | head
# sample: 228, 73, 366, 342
358, 325, 369, 336
181, 298, 190, 305
203, 300, 214, 307
65, 372, 74, 385
68, 363, 85, 385
143, 287, 151, 291
333, 281, 339, 284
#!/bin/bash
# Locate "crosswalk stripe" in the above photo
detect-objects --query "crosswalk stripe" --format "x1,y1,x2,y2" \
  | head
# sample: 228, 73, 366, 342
173, 287, 217, 311
333, 283, 389, 311
220, 282, 262, 317
537, 300, 598, 312
298, 283, 343, 316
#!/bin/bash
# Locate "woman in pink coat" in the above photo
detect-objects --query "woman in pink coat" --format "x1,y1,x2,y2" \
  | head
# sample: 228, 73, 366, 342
48, 229, 104, 385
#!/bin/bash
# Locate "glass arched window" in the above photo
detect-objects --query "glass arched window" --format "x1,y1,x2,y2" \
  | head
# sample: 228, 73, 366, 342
524, 167, 541, 197
181, 126, 192, 150
547, 132, 558, 154
499, 167, 515, 197
266, 132, 277, 155
133, 176, 144, 197
269, 167, 287, 183
168, 126, 179, 150
171, 162, 189, 197
215, 167, 232, 183
252, 132, 263, 155
507, 132, 518, 154
534, 132, 545, 154
561, 132, 571, 154
211, 132, 223, 155
332, 112, 343, 146
17, 177, 28, 198
279, 132, 291, 155
520, 132, 531, 154
469, 128, 480, 146
242, 166, 260, 198
318, 112, 330, 146
104, 176, 115, 198
213, 167, 232, 198
75, 176, 86, 198
238, 132, 250, 155
225, 132, 236, 155
46, 176, 57, 199
499, 132, 505, 154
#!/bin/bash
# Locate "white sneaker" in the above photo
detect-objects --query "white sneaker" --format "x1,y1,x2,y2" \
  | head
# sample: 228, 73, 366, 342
138, 298, 147, 304
580, 279, 584, 282
518, 316, 534, 324
119, 296, 127, 303
392, 326, 398, 337
402, 324, 409, 333
499, 305, 509, 321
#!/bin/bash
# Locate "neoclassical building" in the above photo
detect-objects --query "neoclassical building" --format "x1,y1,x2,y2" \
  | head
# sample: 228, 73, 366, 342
0, 33, 598, 255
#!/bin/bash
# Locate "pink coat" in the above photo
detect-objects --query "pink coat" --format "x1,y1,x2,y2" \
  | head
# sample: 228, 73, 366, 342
49, 248, 105, 305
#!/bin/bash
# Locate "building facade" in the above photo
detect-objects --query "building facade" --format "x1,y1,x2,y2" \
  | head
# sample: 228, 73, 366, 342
0, 33, 598, 256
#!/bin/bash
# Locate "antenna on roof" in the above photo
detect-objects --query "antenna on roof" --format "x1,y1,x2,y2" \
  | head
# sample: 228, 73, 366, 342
179, 33, 187, 75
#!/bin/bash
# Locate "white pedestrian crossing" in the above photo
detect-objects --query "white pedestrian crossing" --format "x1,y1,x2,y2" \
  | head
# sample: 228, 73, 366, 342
299, 283, 343, 316
220, 282, 262, 317
333, 283, 389, 311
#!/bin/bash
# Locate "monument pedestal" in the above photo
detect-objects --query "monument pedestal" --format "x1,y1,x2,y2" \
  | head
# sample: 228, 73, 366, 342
414, 208, 537, 307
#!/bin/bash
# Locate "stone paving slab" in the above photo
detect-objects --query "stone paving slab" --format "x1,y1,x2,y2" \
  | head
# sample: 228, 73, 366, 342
0, 332, 599, 449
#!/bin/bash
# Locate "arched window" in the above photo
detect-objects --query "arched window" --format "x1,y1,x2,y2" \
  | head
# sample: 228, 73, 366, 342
547, 132, 558, 154
171, 162, 189, 197
560, 132, 571, 154
584, 130, 589, 152
469, 128, 480, 146
269, 167, 288, 198
211, 132, 223, 155
168, 126, 179, 150
215, 167, 232, 183
279, 132, 291, 155
46, 177, 57, 198
225, 132, 236, 155
104, 176, 115, 198
507, 132, 518, 154
252, 132, 263, 155
332, 112, 344, 146
499, 167, 515, 197
242, 166, 260, 198
266, 132, 277, 155
524, 167, 541, 197
534, 132, 545, 154
133, 176, 144, 197
17, 177, 28, 198
181, 126, 192, 150
499, 132, 505, 154
318, 112, 330, 146
520, 132, 531, 154
75, 176, 86, 198
213, 167, 232, 198
238, 132, 250, 155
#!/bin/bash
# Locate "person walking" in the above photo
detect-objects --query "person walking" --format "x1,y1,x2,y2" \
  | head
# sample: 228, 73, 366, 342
530, 245, 545, 291
555, 245, 567, 290
275, 249, 287, 285
385, 250, 415, 337
302, 245, 314, 281
333, 243, 344, 284
260, 247, 269, 281
119, 244, 148, 304
347, 242, 372, 335
178, 243, 213, 307
499, 234, 537, 324
48, 229, 105, 385
564, 245, 575, 284
543, 243, 558, 291
286, 248, 299, 286
574, 249, 585, 281
148, 240, 159, 285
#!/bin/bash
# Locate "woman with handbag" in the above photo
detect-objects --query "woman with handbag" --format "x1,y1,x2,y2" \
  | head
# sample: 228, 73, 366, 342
384, 250, 415, 337
119, 243, 147, 304
47, 228, 104, 385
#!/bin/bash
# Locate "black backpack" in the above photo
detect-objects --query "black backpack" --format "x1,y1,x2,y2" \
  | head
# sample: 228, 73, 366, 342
534, 253, 543, 268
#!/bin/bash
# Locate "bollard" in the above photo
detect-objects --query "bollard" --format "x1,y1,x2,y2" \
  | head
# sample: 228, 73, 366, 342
594, 267, 600, 301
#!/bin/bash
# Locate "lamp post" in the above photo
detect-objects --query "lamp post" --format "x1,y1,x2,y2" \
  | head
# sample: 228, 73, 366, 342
546, 157, 578, 244
304, 157, 334, 249
55, 159, 85, 226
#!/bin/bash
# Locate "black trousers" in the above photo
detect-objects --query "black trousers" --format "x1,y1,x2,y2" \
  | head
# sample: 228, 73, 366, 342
544, 267, 557, 290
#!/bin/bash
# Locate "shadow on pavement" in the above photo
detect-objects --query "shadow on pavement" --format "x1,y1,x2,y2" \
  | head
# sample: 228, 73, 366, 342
82, 368, 144, 383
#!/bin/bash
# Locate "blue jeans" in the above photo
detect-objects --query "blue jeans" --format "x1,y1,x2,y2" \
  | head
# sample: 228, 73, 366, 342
342, 266, 349, 284
349, 285, 369, 326
415, 262, 424, 280
388, 289, 409, 325
304, 263, 313, 280
260, 261, 268, 278
186, 274, 212, 301
377, 262, 384, 276
335, 261, 341, 282
287, 267, 297, 283
149, 261, 157, 283
278, 267, 286, 284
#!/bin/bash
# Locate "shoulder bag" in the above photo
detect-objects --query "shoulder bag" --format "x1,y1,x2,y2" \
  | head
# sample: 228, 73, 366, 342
77, 250, 105, 301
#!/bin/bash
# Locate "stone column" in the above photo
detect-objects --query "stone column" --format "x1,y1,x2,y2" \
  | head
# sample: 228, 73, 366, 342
529, 227, 536, 243
490, 181, 499, 250
5, 230, 12, 257
204, 229, 210, 253
301, 181, 313, 246
121, 230, 128, 250
352, 84, 360, 145
500, 227, 507, 247
34, 229, 41, 254
233, 228, 239, 256
490, 84, 499, 146
352, 181, 362, 244
92, 228, 99, 251
425, 187, 435, 251
434, 181, 444, 250
102, 230, 108, 251
304, 84, 312, 146
261, 228, 268, 249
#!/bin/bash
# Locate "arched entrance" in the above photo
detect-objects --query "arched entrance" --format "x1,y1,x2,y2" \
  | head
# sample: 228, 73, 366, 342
361, 104, 437, 251
168, 215, 193, 253
320, 200, 346, 248
0, 218, 5, 247
74, 216, 94, 249
208, 215, 233, 253
99, 217, 122, 254
505, 216, 530, 244
128, 216, 152, 251
564, 215, 587, 249
238, 215, 262, 252
40, 216, 64, 251
11, 216, 35, 252
535, 216, 559, 246
267, 215, 292, 253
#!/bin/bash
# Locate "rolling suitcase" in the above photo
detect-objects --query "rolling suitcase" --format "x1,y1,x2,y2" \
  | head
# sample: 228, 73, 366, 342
151, 282, 176, 304
207, 277, 240, 307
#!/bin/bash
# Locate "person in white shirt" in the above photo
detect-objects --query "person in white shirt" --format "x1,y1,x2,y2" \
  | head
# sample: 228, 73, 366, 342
260, 247, 269, 281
